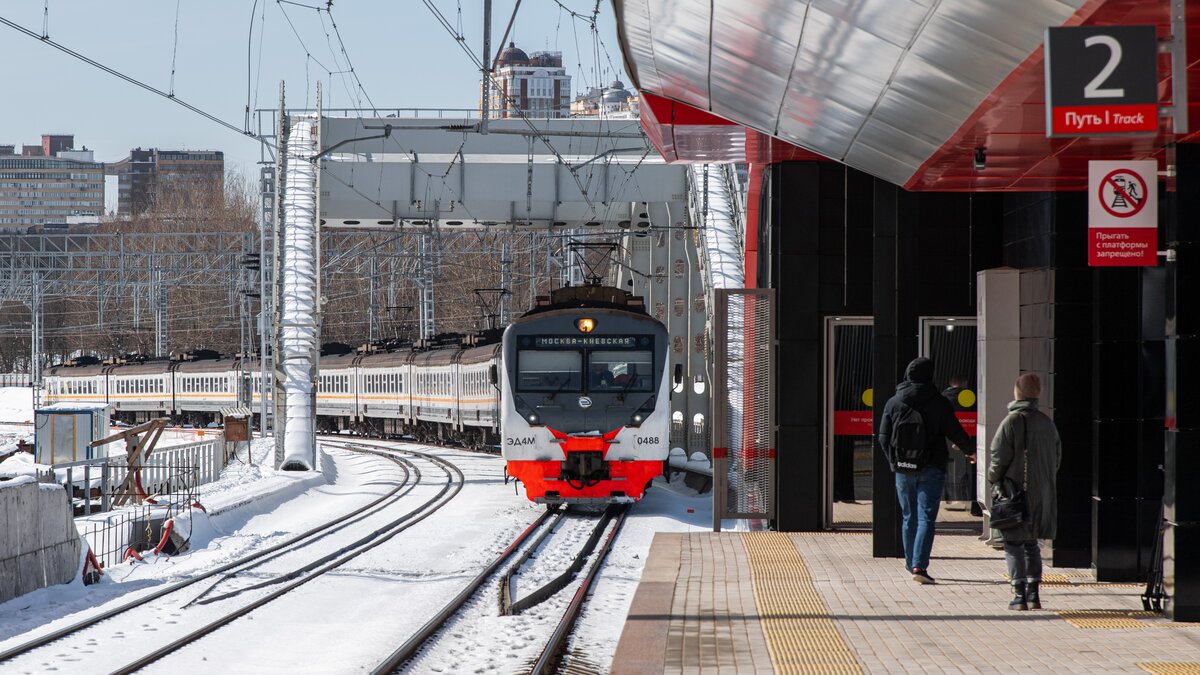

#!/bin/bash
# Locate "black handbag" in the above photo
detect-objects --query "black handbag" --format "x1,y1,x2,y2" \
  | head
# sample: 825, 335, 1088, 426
990, 477, 1027, 530
990, 413, 1029, 531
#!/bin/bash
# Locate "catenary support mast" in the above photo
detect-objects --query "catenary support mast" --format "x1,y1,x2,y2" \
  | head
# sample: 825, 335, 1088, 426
277, 87, 320, 471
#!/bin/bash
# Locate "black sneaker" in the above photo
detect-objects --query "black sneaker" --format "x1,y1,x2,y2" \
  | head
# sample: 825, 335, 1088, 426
912, 568, 936, 584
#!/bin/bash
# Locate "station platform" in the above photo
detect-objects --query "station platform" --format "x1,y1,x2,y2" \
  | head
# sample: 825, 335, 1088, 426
612, 529, 1200, 674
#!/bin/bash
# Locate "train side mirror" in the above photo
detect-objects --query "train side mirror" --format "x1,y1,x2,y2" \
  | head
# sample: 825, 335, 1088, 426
489, 364, 498, 386
673, 364, 683, 386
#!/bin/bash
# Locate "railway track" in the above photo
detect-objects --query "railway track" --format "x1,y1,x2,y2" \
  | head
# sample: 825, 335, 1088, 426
0, 440, 464, 673
375, 503, 629, 674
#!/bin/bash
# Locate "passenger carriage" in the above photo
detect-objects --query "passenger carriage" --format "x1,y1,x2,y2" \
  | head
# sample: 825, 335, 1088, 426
409, 349, 458, 436
455, 343, 502, 448
315, 351, 357, 431
106, 361, 173, 422
355, 349, 410, 431
43, 363, 107, 407
172, 357, 240, 423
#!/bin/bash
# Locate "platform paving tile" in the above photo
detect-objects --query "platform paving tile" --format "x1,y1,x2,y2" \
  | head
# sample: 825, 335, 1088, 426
613, 529, 1200, 674
793, 530, 1200, 674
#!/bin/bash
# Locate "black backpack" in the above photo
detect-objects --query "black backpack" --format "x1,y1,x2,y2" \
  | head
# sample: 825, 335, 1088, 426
889, 400, 929, 473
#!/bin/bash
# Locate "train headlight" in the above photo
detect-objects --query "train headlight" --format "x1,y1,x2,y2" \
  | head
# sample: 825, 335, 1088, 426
576, 318, 596, 333
527, 413, 540, 425
631, 413, 644, 426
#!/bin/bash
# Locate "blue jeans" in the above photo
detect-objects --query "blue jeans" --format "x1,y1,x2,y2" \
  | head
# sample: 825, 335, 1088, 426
895, 465, 946, 572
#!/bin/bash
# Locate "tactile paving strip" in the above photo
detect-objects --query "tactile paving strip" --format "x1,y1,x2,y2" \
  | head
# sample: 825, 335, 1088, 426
1002, 572, 1141, 587
741, 532, 862, 674
1057, 610, 1157, 629
1137, 662, 1200, 674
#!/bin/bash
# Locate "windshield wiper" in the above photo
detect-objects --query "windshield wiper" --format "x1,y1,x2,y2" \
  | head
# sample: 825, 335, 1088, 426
544, 375, 576, 401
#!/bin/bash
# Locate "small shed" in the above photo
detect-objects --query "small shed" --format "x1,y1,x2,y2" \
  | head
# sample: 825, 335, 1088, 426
220, 407, 253, 440
220, 407, 254, 464
34, 403, 112, 465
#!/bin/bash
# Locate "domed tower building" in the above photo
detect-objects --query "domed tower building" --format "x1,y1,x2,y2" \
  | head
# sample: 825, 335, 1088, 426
487, 42, 571, 118
570, 80, 639, 118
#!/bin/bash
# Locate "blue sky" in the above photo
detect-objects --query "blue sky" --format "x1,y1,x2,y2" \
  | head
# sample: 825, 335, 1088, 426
0, 1, 625, 190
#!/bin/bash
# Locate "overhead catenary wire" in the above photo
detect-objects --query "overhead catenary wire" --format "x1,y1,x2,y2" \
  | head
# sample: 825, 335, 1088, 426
265, 2, 483, 225
0, 14, 262, 144
169, 0, 183, 96
417, 0, 605, 212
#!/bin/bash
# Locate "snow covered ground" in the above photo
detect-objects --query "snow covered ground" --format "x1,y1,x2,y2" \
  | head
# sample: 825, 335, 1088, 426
0, 435, 713, 673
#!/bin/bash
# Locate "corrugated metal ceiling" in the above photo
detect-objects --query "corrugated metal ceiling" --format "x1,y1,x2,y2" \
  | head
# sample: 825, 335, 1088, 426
615, 0, 1090, 185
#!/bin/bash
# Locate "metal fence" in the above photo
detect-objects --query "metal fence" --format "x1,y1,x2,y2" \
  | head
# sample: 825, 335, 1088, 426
79, 491, 201, 568
713, 289, 776, 529
48, 439, 225, 517
0, 373, 31, 387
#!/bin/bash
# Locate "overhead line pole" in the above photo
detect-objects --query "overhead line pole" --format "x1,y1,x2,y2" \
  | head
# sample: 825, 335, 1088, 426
481, 0, 491, 134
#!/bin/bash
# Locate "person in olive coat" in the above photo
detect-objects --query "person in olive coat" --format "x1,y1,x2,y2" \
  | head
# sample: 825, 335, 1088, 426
987, 373, 1061, 610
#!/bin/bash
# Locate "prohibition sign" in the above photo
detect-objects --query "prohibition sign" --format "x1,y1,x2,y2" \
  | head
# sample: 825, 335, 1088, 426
1099, 168, 1147, 218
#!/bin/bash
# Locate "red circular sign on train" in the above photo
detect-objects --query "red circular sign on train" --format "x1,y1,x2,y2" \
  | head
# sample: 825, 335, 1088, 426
1098, 168, 1148, 219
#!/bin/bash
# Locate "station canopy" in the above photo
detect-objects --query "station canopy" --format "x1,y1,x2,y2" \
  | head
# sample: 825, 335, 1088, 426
318, 117, 686, 228
614, 0, 1200, 190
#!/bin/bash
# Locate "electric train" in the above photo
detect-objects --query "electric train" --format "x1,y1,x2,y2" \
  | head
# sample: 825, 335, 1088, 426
40, 285, 673, 505
499, 284, 672, 505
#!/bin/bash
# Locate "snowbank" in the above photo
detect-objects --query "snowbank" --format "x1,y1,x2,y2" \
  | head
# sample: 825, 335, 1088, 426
0, 386, 33, 424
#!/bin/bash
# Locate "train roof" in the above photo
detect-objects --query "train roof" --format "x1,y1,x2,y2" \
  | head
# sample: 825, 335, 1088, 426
107, 361, 174, 375
174, 358, 243, 373
410, 348, 458, 367
460, 343, 501, 365
44, 364, 106, 376
523, 284, 647, 317
509, 304, 665, 329
319, 352, 358, 370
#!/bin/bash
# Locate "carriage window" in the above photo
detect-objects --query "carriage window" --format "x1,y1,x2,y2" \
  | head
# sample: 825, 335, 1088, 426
587, 350, 654, 393
517, 350, 582, 392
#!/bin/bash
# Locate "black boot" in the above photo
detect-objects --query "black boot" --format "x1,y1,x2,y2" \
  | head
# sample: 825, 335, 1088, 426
1026, 581, 1041, 610
1009, 581, 1028, 611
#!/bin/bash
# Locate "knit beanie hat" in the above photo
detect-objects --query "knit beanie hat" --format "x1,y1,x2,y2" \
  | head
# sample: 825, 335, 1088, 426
1015, 373, 1042, 399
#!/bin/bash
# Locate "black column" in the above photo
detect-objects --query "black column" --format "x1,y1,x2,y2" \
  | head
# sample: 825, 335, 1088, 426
1091, 266, 1139, 580
1165, 143, 1200, 621
771, 162, 824, 531
871, 180, 917, 557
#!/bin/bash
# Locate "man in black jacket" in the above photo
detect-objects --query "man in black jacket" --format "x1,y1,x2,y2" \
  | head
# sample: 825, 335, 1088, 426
878, 357, 974, 584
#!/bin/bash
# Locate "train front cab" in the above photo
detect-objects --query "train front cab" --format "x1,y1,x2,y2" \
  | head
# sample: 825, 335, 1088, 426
501, 308, 672, 504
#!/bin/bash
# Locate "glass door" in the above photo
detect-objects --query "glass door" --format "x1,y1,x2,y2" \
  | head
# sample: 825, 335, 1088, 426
920, 317, 982, 524
825, 317, 874, 528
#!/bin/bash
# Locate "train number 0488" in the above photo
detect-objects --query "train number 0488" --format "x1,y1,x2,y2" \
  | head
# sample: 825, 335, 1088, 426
635, 436, 660, 445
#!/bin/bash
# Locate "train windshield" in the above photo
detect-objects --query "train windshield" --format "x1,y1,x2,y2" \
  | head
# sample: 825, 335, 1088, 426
586, 350, 654, 393
516, 350, 583, 392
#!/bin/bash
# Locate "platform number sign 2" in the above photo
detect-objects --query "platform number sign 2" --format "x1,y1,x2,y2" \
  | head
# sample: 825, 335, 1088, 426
1045, 26, 1158, 137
